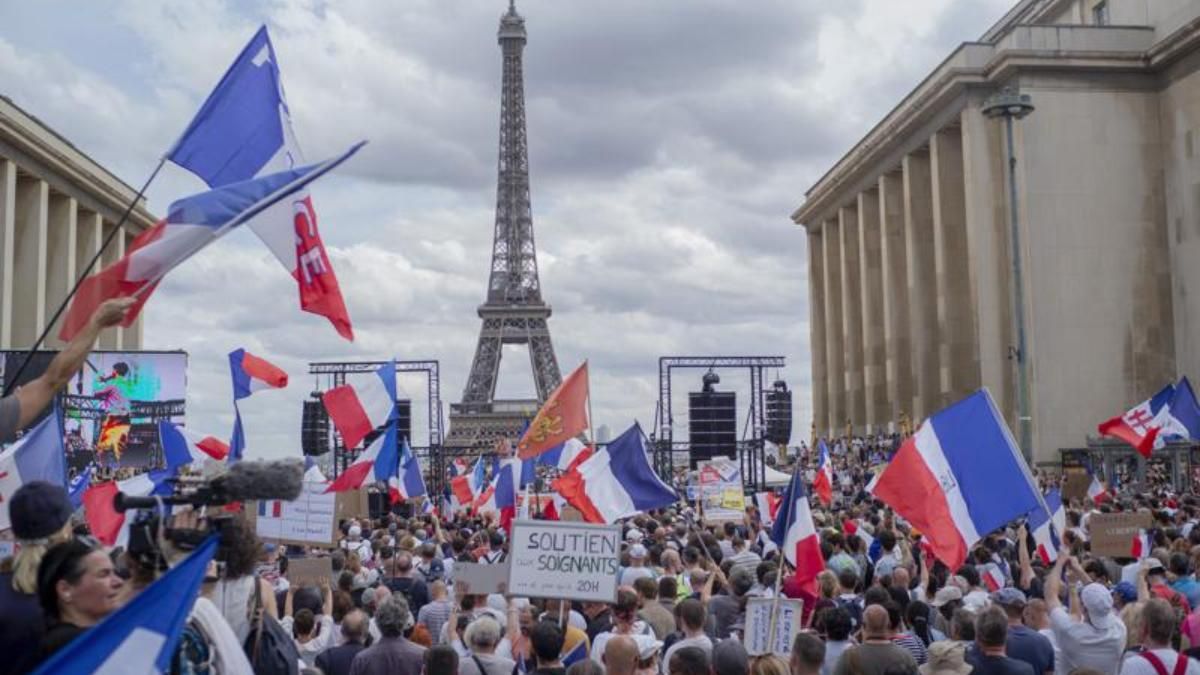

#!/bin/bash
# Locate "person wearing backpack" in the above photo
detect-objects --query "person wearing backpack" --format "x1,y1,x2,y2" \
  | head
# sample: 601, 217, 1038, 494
416, 543, 445, 584
384, 551, 431, 617
1120, 599, 1200, 675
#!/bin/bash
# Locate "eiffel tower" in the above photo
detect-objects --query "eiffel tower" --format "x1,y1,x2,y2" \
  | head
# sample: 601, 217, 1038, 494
445, 0, 563, 451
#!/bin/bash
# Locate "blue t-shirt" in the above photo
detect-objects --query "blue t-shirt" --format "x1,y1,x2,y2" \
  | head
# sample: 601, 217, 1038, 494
1172, 577, 1200, 610
1006, 625, 1055, 675
966, 651, 1036, 675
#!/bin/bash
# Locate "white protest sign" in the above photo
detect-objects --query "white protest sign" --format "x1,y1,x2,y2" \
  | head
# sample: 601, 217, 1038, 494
252, 481, 338, 547
744, 597, 803, 656
508, 520, 621, 602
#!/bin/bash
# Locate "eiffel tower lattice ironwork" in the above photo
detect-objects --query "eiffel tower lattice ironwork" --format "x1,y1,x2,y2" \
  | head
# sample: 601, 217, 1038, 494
445, 0, 563, 451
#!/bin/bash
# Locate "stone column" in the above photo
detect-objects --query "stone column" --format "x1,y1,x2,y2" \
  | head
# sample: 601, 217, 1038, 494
879, 171, 912, 429
903, 149, 939, 420
822, 217, 845, 436
961, 106, 1014, 423
931, 126, 980, 405
0, 160, 15, 348
858, 188, 886, 431
98, 221, 121, 349
13, 176, 48, 347
839, 204, 865, 434
808, 229, 828, 437
75, 212, 103, 348
45, 193, 77, 348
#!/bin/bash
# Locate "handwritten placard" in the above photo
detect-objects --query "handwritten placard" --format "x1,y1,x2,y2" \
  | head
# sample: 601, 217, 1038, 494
744, 597, 803, 656
508, 520, 621, 602
1090, 511, 1153, 558
250, 481, 338, 547
288, 557, 333, 587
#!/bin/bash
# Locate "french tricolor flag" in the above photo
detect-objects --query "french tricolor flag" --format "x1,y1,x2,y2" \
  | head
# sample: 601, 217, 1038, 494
159, 421, 229, 471
323, 362, 397, 451
1027, 488, 1064, 565
388, 438, 427, 504
326, 419, 397, 494
0, 403, 67, 531
1132, 529, 1154, 560
83, 469, 174, 548
1098, 384, 1173, 458
58, 144, 364, 342
870, 390, 1041, 570
451, 457, 487, 508
982, 565, 1006, 592
770, 467, 824, 587
1088, 475, 1110, 504
551, 423, 677, 524
754, 491, 782, 526
812, 439, 834, 506
228, 348, 288, 462
537, 438, 589, 471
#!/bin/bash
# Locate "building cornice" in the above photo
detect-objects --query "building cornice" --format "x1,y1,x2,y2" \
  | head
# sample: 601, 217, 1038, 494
0, 96, 155, 231
792, 24, 1174, 229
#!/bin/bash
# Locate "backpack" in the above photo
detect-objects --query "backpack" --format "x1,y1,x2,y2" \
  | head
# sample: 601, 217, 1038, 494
835, 595, 864, 631
387, 576, 424, 613
243, 575, 301, 675
417, 557, 444, 583
170, 623, 212, 675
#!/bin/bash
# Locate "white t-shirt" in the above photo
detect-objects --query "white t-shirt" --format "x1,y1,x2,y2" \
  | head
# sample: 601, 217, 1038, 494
662, 634, 713, 674
618, 566, 655, 587
1049, 606, 1127, 675
1120, 649, 1200, 675
591, 623, 653, 665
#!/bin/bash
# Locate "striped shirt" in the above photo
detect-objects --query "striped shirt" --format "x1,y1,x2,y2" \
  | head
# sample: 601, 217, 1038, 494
891, 634, 928, 665
727, 549, 762, 579
417, 598, 454, 645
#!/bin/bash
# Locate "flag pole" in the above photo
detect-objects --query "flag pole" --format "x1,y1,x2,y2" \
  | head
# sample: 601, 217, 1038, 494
768, 457, 805, 645
3, 158, 167, 396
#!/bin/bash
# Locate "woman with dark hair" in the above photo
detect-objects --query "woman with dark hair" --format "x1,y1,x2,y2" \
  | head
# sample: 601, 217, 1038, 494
209, 515, 277, 642
904, 601, 940, 646
36, 539, 125, 660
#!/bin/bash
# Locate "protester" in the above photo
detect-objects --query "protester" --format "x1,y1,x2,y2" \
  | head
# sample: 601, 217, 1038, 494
965, 606, 1035, 675
349, 595, 426, 675
316, 608, 370, 675
990, 588, 1053, 675
1044, 548, 1126, 675
636, 576, 676, 640
1120, 599, 1200, 674
459, 616, 515, 675
663, 598, 712, 667
792, 633, 826, 675
833, 604, 919, 675
35, 539, 125, 661
529, 619, 568, 675
211, 516, 279, 643
426, 644, 461, 675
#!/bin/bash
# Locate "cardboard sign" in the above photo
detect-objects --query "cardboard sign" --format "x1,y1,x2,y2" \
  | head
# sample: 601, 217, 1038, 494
1090, 512, 1153, 558
335, 489, 371, 522
697, 459, 745, 523
288, 556, 333, 587
454, 561, 512, 595
1062, 469, 1091, 502
249, 481, 339, 547
507, 520, 621, 602
744, 597, 804, 656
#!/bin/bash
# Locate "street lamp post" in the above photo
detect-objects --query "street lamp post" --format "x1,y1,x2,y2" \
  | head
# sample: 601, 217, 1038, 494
983, 88, 1035, 463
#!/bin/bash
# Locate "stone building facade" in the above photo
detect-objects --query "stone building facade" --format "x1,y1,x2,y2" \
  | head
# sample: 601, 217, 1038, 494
793, 0, 1200, 462
0, 95, 155, 350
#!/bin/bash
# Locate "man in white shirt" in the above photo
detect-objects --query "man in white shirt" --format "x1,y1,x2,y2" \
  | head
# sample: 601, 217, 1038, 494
662, 599, 712, 673
1045, 549, 1126, 675
1120, 598, 1200, 675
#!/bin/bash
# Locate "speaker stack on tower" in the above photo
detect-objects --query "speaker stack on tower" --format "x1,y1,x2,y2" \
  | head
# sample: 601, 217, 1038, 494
302, 395, 331, 456
688, 371, 737, 468
765, 380, 793, 446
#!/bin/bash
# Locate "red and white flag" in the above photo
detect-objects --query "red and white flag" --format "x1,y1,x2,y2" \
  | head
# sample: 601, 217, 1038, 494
1088, 475, 1110, 505
812, 440, 834, 506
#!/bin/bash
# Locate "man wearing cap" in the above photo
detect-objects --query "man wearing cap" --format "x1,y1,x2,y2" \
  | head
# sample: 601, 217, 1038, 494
991, 588, 1054, 675
1145, 558, 1191, 615
1044, 548, 1125, 675
619, 544, 655, 587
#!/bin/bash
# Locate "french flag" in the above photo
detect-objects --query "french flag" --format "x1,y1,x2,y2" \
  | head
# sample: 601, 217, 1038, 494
870, 390, 1041, 570
167, 26, 354, 341
325, 418, 398, 494
1098, 384, 1173, 458
451, 457, 487, 508
1088, 475, 1110, 504
812, 439, 834, 506
982, 565, 1006, 592
0, 403, 66, 531
770, 468, 824, 587
59, 144, 364, 341
551, 423, 677, 524
1131, 529, 1154, 560
388, 438, 427, 504
538, 438, 589, 471
83, 469, 174, 547
31, 535, 217, 675
228, 348, 288, 462
1027, 489, 1063, 565
323, 361, 397, 451
159, 421, 229, 471
755, 491, 782, 526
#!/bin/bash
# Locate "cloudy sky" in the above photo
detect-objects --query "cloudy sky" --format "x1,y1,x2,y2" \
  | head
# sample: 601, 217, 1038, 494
3, 0, 1014, 460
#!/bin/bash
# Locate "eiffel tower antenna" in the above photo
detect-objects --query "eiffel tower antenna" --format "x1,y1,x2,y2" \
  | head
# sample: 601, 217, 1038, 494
446, 1, 563, 451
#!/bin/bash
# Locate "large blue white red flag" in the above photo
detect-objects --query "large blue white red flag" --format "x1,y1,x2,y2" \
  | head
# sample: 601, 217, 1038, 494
167, 26, 354, 340
870, 390, 1041, 570
538, 438, 589, 471
0, 402, 65, 530
159, 421, 229, 471
32, 535, 218, 675
228, 348, 289, 461
770, 467, 824, 585
552, 423, 677, 523
59, 144, 364, 340
322, 361, 397, 451
451, 456, 487, 508
1098, 383, 1175, 458
388, 438, 427, 504
1150, 377, 1200, 448
1027, 488, 1064, 565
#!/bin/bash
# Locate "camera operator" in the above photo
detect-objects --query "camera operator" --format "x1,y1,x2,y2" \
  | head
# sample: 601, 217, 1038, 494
0, 482, 76, 675
35, 538, 125, 663
0, 298, 133, 443
210, 515, 279, 643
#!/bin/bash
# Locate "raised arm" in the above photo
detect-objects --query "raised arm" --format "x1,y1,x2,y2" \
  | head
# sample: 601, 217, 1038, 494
1016, 524, 1034, 589
1043, 546, 1069, 611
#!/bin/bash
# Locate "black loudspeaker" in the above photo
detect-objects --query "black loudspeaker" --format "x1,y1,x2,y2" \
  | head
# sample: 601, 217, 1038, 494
689, 391, 737, 468
302, 399, 331, 456
397, 400, 413, 448
765, 381, 792, 445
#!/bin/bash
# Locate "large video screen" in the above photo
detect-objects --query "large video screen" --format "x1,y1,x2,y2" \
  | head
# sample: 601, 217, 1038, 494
0, 351, 188, 470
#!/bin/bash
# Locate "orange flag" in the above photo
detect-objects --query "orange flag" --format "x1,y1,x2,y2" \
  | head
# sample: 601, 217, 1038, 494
517, 362, 590, 460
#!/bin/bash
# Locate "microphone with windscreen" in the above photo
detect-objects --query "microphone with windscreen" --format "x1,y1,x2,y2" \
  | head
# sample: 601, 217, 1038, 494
114, 459, 305, 512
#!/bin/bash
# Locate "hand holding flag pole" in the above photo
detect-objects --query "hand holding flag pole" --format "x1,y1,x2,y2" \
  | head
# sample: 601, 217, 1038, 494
768, 458, 806, 640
